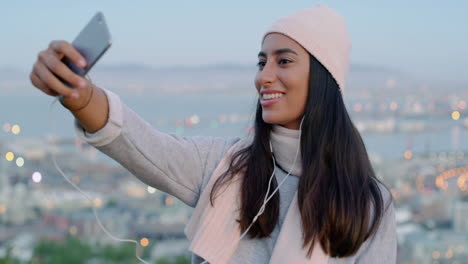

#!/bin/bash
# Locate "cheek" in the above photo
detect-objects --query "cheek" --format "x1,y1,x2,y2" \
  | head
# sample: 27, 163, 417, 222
286, 90, 307, 110
282, 75, 308, 108
282, 74, 308, 97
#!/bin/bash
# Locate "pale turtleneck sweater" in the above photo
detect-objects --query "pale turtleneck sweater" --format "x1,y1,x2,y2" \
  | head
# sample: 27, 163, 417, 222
74, 88, 397, 264
270, 124, 303, 176
221, 124, 302, 264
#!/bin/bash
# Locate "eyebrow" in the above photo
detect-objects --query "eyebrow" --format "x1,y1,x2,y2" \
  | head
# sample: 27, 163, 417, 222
258, 48, 298, 57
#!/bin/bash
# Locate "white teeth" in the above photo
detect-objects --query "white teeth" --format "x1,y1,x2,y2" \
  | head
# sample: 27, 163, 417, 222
262, 93, 284, 100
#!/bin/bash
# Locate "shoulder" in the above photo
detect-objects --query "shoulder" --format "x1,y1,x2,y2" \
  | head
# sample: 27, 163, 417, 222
376, 180, 393, 208
353, 180, 397, 262
224, 135, 253, 157
198, 136, 251, 192
367, 179, 394, 230
368, 179, 395, 231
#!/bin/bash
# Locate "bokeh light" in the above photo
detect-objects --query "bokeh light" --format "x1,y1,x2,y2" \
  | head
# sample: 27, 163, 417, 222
11, 124, 20, 135
457, 174, 468, 191
2, 123, 11, 133
16, 157, 24, 167
445, 249, 453, 259
0, 204, 6, 214
218, 114, 228, 123
189, 114, 200, 125
458, 100, 466, 110
165, 196, 174, 206
147, 186, 156, 194
32, 172, 42, 183
93, 198, 103, 208
140, 237, 149, 247
353, 103, 362, 112
5, 152, 14, 161
435, 167, 468, 191
451, 111, 460, 120
404, 150, 413, 160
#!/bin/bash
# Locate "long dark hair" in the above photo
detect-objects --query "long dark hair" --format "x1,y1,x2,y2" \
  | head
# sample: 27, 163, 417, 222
210, 53, 393, 258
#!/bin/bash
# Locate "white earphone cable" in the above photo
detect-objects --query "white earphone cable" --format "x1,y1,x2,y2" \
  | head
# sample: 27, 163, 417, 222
49, 78, 304, 264
49, 76, 150, 264
200, 116, 304, 264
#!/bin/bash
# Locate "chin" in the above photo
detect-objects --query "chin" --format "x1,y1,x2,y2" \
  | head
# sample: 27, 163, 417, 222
263, 114, 301, 130
262, 113, 283, 126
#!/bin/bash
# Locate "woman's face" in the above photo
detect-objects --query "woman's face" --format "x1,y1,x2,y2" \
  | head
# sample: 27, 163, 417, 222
255, 33, 310, 130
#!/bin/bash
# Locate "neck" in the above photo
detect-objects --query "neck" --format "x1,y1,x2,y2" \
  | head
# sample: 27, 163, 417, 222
270, 124, 302, 176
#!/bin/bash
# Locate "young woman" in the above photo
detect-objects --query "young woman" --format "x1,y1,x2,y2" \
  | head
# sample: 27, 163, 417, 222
30, 4, 397, 264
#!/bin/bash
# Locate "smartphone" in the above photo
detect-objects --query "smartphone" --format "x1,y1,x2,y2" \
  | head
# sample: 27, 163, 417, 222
57, 11, 112, 96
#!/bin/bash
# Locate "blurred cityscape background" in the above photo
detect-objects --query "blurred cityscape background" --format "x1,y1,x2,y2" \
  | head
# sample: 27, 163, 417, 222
1, 1, 467, 263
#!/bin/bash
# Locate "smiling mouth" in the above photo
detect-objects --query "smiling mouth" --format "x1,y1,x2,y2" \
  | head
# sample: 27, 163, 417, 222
261, 93, 284, 100
260, 93, 284, 106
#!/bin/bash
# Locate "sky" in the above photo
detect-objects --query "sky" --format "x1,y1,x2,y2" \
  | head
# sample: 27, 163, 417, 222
2, 0, 468, 83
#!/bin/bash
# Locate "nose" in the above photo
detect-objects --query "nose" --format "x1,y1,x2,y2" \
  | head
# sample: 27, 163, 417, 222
257, 61, 277, 87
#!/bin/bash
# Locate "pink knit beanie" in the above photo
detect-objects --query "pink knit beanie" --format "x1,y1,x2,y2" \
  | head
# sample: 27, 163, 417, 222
262, 3, 351, 96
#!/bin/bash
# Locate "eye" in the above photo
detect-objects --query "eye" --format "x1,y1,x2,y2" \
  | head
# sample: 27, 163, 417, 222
256, 60, 266, 69
278, 58, 292, 65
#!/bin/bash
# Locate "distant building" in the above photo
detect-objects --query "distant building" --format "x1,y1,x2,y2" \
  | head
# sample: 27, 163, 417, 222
400, 230, 468, 263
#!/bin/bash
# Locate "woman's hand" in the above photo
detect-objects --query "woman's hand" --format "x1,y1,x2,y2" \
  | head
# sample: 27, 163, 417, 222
29, 40, 93, 110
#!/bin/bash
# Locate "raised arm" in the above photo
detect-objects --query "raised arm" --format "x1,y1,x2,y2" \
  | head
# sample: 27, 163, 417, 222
74, 88, 242, 207
30, 40, 242, 207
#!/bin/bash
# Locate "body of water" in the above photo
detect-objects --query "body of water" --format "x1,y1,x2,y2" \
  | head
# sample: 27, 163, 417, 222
1, 94, 467, 160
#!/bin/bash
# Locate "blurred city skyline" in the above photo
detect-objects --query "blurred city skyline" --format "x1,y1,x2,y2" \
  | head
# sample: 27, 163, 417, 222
1, 0, 468, 84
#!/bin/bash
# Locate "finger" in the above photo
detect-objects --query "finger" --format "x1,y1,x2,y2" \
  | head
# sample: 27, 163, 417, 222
49, 40, 87, 68
38, 49, 88, 89
33, 60, 78, 99
30, 70, 59, 97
